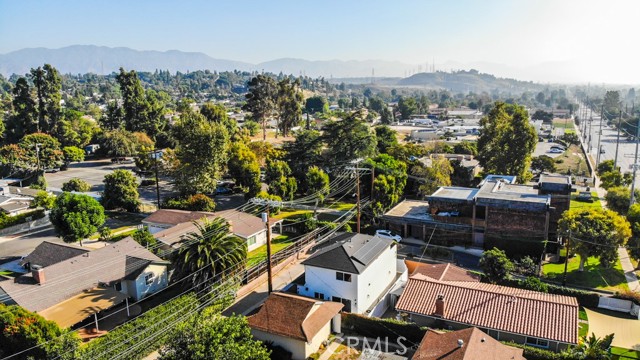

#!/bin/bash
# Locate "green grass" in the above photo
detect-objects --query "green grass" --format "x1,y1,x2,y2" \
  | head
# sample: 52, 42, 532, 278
578, 307, 588, 321
89, 225, 137, 240
570, 191, 602, 211
612, 347, 640, 359
542, 256, 629, 292
553, 119, 576, 130
578, 307, 589, 337
246, 235, 293, 268
327, 202, 355, 211
272, 209, 312, 220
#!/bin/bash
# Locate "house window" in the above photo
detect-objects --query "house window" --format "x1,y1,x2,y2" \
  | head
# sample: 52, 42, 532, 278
314, 292, 325, 300
336, 272, 352, 282
144, 273, 154, 285
114, 282, 122, 291
332, 296, 352, 312
526, 337, 549, 348
247, 235, 257, 246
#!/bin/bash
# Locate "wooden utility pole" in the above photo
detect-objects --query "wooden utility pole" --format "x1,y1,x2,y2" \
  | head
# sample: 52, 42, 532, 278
355, 164, 361, 233
263, 206, 273, 293
562, 232, 571, 287
614, 106, 623, 169
630, 116, 640, 207
154, 151, 161, 209
370, 167, 375, 200
596, 105, 604, 166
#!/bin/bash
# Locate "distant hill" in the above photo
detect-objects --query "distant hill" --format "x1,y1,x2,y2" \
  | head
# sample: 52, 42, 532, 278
0, 45, 253, 76
0, 45, 417, 78
395, 70, 542, 93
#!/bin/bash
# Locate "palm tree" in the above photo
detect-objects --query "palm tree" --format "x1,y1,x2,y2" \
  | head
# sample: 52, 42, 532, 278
173, 217, 247, 291
567, 333, 614, 360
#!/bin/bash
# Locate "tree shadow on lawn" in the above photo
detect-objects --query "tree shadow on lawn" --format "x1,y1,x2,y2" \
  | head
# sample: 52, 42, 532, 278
544, 257, 628, 291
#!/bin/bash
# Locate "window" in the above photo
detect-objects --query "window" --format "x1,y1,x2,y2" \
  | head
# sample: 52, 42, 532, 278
114, 282, 122, 291
526, 337, 549, 348
331, 296, 352, 312
336, 272, 352, 282
314, 292, 325, 300
144, 273, 154, 285
247, 235, 257, 246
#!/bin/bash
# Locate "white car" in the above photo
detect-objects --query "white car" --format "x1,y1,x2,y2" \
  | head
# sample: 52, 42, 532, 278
375, 230, 402, 242
548, 148, 563, 154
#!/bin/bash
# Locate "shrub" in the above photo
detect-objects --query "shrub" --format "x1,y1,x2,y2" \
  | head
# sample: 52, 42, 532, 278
520, 276, 549, 293
613, 290, 640, 306
32, 190, 56, 209
62, 178, 91, 192
30, 175, 47, 190
341, 313, 426, 344
497, 277, 600, 307
502, 342, 566, 360
163, 194, 215, 212
98, 226, 112, 242
0, 209, 45, 229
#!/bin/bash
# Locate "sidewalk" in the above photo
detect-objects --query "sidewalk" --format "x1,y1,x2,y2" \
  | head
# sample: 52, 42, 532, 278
618, 247, 640, 292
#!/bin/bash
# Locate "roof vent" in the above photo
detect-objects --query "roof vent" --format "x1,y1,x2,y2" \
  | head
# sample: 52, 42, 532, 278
481, 337, 486, 343
457, 339, 464, 348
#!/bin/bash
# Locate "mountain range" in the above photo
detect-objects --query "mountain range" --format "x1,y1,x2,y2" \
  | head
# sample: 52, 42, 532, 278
0, 45, 599, 84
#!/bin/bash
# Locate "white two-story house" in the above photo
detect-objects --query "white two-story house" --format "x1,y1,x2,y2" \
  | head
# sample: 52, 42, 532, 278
297, 233, 399, 314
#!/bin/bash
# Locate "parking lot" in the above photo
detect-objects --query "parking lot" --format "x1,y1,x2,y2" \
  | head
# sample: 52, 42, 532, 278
533, 140, 566, 158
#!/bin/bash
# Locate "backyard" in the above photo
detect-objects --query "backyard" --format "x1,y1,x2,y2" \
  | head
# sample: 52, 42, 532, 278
570, 191, 602, 211
246, 234, 294, 268
543, 256, 629, 292
554, 144, 591, 177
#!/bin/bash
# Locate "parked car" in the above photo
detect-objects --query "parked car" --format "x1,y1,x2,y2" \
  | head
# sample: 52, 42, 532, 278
375, 230, 402, 242
44, 168, 58, 173
548, 148, 563, 154
600, 147, 606, 154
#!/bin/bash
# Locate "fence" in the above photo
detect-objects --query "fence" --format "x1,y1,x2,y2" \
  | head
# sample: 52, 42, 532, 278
0, 215, 50, 237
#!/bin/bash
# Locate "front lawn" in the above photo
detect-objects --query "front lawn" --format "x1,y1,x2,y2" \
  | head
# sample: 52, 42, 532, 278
554, 144, 591, 177
542, 256, 629, 292
272, 209, 312, 220
578, 307, 589, 337
246, 235, 293, 268
570, 191, 602, 211
612, 346, 640, 359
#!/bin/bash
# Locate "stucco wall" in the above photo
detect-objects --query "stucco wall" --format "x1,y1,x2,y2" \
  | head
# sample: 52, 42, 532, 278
356, 243, 397, 314
133, 264, 168, 301
298, 266, 358, 309
247, 230, 267, 252
251, 329, 308, 360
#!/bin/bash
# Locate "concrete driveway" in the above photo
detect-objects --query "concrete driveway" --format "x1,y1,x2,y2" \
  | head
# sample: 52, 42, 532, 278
584, 308, 640, 351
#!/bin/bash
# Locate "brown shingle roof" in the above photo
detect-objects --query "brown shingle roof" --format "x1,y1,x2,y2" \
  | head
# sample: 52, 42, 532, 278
248, 292, 343, 342
142, 209, 214, 227
406, 261, 480, 282
396, 275, 578, 344
412, 327, 525, 360
0, 238, 164, 312
19, 241, 89, 268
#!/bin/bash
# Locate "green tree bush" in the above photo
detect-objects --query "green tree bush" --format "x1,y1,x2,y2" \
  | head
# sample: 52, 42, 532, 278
50, 192, 105, 245
479, 247, 514, 283
101, 169, 141, 212
62, 178, 91, 192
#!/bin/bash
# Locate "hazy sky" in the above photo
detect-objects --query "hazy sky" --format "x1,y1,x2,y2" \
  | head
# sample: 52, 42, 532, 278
1, 0, 639, 83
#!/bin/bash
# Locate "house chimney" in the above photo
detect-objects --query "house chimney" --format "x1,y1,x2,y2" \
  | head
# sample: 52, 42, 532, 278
32, 265, 45, 285
435, 294, 445, 317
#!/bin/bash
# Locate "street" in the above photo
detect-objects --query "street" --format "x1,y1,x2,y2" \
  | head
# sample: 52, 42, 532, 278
0, 226, 63, 260
579, 103, 640, 189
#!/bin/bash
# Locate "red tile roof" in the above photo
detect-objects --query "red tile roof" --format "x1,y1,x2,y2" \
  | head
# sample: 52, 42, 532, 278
396, 274, 578, 344
143, 209, 214, 227
413, 327, 525, 360
406, 261, 480, 282
248, 292, 343, 342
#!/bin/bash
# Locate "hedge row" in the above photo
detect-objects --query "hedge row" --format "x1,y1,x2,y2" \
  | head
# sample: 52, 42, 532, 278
79, 294, 199, 360
0, 209, 45, 229
341, 313, 427, 344
614, 290, 640, 306
502, 342, 569, 360
499, 277, 600, 307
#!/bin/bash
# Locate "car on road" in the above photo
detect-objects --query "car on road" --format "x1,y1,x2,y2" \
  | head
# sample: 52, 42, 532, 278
44, 168, 59, 173
375, 229, 402, 242
548, 148, 563, 154
600, 147, 606, 154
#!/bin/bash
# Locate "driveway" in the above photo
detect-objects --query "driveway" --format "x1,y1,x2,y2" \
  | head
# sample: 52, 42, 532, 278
533, 141, 566, 158
585, 308, 640, 350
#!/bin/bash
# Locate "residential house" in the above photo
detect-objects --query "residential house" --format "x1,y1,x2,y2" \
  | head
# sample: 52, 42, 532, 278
418, 154, 481, 181
0, 238, 169, 328
297, 232, 406, 315
0, 186, 40, 216
412, 327, 526, 360
404, 261, 480, 283
144, 209, 282, 252
248, 292, 343, 360
19, 241, 89, 270
396, 272, 579, 352
381, 174, 572, 257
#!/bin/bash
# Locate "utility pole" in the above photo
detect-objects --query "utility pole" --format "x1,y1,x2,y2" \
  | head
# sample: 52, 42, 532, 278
355, 162, 361, 233
630, 116, 640, 207
588, 110, 593, 151
154, 151, 161, 209
614, 105, 622, 170
562, 232, 571, 287
262, 207, 273, 293
370, 167, 375, 200
596, 105, 604, 166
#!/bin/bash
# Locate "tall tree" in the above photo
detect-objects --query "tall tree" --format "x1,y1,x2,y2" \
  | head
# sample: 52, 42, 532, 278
173, 217, 247, 291
283, 129, 324, 184
265, 159, 297, 201
242, 75, 277, 141
227, 142, 261, 199
365, 154, 408, 216
306, 166, 330, 204
477, 102, 537, 183
277, 78, 304, 137
411, 157, 453, 196
479, 247, 514, 283
101, 169, 141, 212
172, 112, 229, 195
305, 95, 328, 114
49, 192, 105, 246
323, 111, 377, 167
30, 64, 62, 135
18, 132, 63, 170
559, 208, 632, 271
374, 125, 398, 154
116, 68, 167, 139
98, 129, 138, 158
398, 96, 417, 119
200, 102, 237, 134
6, 77, 37, 140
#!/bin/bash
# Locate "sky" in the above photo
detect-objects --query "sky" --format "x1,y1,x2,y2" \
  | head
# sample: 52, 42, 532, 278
1, 0, 639, 83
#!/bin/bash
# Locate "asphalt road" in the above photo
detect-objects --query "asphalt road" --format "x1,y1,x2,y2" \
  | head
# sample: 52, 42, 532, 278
0, 226, 63, 260
580, 104, 639, 188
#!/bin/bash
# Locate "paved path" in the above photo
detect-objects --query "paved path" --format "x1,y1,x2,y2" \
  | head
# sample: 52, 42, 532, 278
618, 247, 640, 292
585, 308, 640, 351
318, 339, 342, 360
